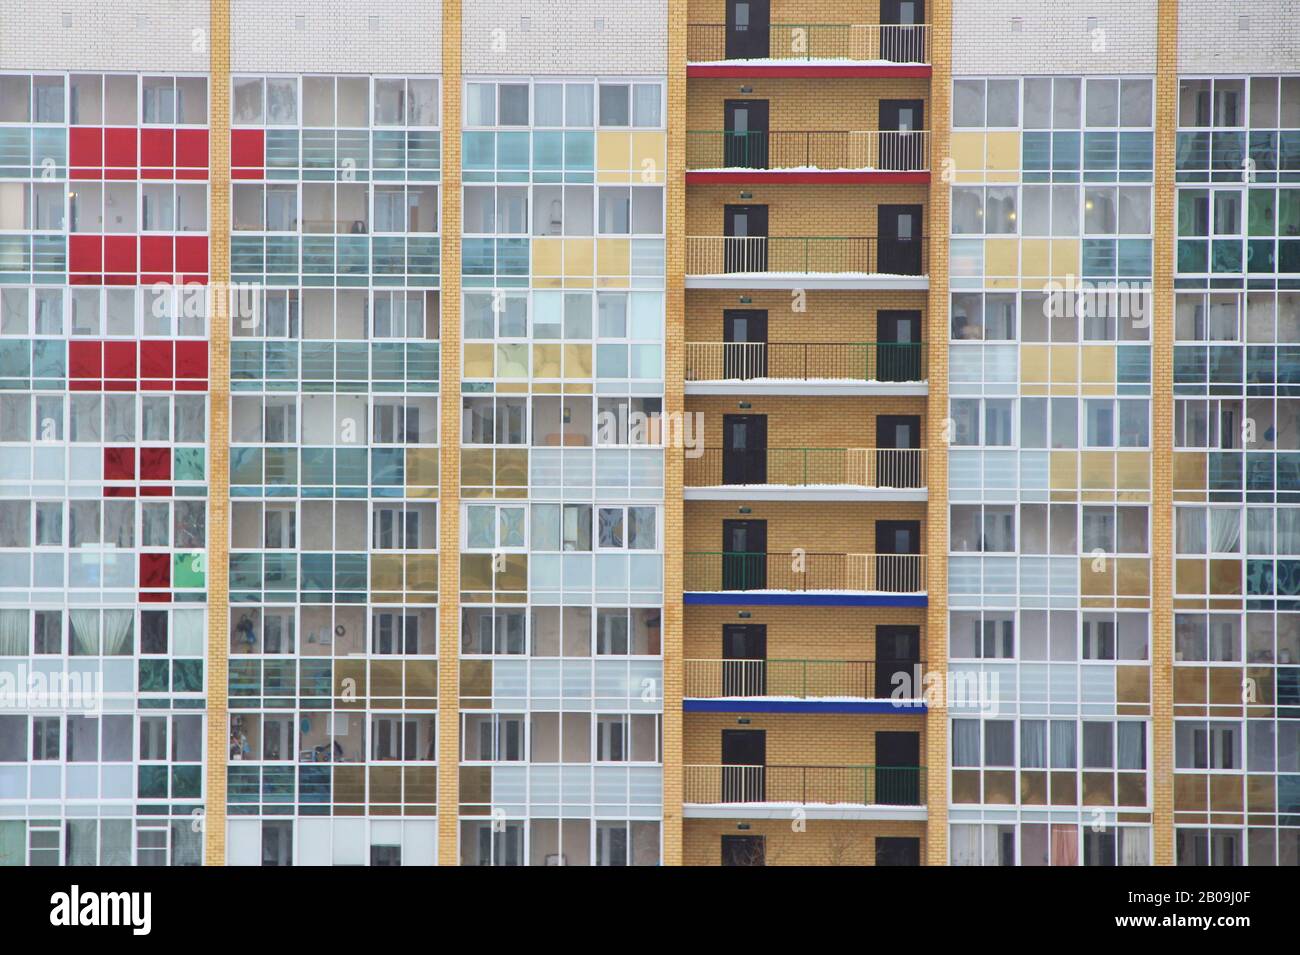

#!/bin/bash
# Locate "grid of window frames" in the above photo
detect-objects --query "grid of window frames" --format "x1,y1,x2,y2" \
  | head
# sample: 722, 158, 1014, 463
1173, 74, 1300, 866
0, 71, 211, 866
458, 77, 666, 865
225, 74, 441, 866
946, 75, 1156, 864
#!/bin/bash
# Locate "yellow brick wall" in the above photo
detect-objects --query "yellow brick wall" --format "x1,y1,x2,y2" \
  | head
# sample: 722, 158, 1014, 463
662, 0, 689, 866
684, 500, 926, 554
684, 713, 925, 765
203, 0, 231, 867
437, 0, 463, 864
686, 288, 928, 344
684, 605, 925, 661
1151, 0, 1178, 866
685, 394, 926, 448
686, 182, 929, 236
685, 77, 929, 132
684, 818, 926, 865
922, 0, 951, 866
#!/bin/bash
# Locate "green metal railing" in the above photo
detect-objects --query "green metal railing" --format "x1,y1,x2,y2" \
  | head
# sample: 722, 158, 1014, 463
684, 551, 925, 593
684, 340, 925, 382
684, 764, 927, 806
684, 447, 926, 489
686, 129, 929, 171
684, 658, 926, 700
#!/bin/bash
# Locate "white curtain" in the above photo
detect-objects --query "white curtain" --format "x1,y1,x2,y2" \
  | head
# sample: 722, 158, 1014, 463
102, 609, 134, 656
69, 609, 100, 656
1050, 720, 1077, 769
1120, 827, 1151, 866
950, 824, 980, 866
0, 610, 28, 655
952, 719, 980, 766
1020, 719, 1047, 768
1210, 508, 1241, 554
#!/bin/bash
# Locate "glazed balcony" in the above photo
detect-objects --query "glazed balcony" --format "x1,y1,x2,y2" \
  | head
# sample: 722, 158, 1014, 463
683, 764, 927, 819
683, 447, 926, 501
684, 340, 926, 394
683, 659, 927, 714
687, 22, 931, 74
686, 129, 930, 183
685, 236, 929, 290
683, 551, 926, 607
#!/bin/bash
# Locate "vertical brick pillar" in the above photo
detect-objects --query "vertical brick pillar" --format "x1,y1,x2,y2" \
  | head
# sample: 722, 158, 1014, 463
1150, 0, 1179, 867
204, 0, 231, 866
924, 0, 952, 867
661, 0, 688, 867
438, 0, 463, 865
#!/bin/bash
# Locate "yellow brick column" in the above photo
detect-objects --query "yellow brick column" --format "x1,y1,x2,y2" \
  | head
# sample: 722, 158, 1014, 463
203, 0, 231, 866
438, 0, 463, 864
1151, 0, 1178, 867
662, 0, 688, 867
924, 0, 951, 867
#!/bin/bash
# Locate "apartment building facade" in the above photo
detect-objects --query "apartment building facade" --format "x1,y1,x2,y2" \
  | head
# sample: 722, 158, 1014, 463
0, 0, 1294, 866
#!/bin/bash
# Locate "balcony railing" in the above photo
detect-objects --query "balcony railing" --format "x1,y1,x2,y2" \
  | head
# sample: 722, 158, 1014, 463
685, 341, 925, 382
686, 130, 930, 172
684, 552, 925, 593
686, 236, 927, 276
687, 23, 931, 64
685, 659, 925, 700
684, 448, 926, 489
684, 764, 927, 806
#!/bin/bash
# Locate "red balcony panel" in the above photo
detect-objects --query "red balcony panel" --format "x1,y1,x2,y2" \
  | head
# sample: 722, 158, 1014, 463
69, 235, 103, 274
103, 486, 136, 498
69, 127, 103, 171
139, 553, 170, 589
140, 128, 174, 178
175, 235, 208, 281
104, 341, 137, 380
103, 128, 138, 170
68, 340, 102, 380
103, 447, 136, 481
175, 341, 208, 382
230, 128, 264, 178
140, 485, 173, 497
139, 235, 174, 278
103, 236, 137, 277
175, 129, 209, 179
139, 447, 171, 481
139, 591, 171, 602
140, 341, 174, 380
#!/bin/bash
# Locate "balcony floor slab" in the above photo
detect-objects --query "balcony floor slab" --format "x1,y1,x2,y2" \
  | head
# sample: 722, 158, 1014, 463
684, 591, 927, 608
685, 485, 926, 502
682, 803, 928, 821
685, 379, 927, 396
686, 273, 929, 291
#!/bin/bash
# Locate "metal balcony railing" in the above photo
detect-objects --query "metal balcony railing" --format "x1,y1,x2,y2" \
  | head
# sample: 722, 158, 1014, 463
684, 552, 926, 593
684, 340, 926, 383
686, 129, 930, 172
684, 447, 926, 489
684, 658, 926, 700
684, 764, 927, 806
686, 23, 931, 64
685, 236, 928, 276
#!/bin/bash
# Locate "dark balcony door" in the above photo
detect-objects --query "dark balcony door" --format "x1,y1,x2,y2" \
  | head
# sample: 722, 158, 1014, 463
880, 0, 925, 63
876, 414, 921, 489
721, 835, 766, 866
722, 624, 767, 697
875, 624, 921, 699
722, 729, 766, 802
875, 731, 920, 805
879, 99, 925, 170
724, 204, 768, 273
724, 99, 770, 169
723, 308, 768, 379
878, 204, 923, 276
876, 836, 921, 866
722, 519, 767, 590
723, 414, 767, 485
725, 0, 770, 60
875, 519, 920, 592
877, 308, 922, 382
